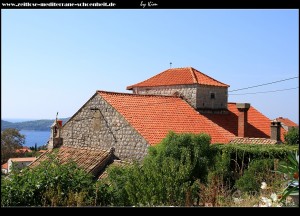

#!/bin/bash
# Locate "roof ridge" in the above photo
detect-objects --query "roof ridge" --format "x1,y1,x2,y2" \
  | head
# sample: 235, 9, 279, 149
189, 67, 198, 84
126, 68, 171, 90
98, 90, 178, 98
193, 68, 230, 87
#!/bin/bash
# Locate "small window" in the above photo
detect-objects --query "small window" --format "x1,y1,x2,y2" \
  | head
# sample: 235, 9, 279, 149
210, 93, 215, 99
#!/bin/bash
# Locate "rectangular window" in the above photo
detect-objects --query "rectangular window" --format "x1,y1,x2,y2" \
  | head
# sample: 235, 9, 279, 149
210, 92, 215, 99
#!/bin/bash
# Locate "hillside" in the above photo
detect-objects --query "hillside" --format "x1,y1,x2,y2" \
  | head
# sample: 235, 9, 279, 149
1, 118, 70, 131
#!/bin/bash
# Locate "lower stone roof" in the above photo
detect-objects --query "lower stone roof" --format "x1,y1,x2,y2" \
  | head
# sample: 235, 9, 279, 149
98, 159, 130, 180
229, 137, 279, 145
29, 146, 114, 176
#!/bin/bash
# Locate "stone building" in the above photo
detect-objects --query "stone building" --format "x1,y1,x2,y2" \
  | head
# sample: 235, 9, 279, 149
127, 67, 229, 112
30, 66, 298, 178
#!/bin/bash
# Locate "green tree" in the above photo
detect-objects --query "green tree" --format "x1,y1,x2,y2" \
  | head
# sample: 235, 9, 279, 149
284, 127, 299, 145
1, 128, 25, 164
106, 132, 212, 206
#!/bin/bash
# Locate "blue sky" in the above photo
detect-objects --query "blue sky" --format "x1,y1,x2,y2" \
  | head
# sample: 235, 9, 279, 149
2, 9, 299, 124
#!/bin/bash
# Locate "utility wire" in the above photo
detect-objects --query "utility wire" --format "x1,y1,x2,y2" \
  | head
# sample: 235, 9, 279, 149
229, 87, 298, 95
229, 76, 298, 92
96, 87, 299, 109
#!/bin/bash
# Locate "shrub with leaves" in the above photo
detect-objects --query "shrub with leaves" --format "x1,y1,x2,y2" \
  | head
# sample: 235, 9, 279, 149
235, 159, 274, 193
277, 151, 299, 205
1, 154, 94, 207
106, 132, 212, 206
284, 127, 299, 145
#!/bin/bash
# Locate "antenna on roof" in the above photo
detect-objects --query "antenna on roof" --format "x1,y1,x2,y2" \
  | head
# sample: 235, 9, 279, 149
170, 62, 172, 68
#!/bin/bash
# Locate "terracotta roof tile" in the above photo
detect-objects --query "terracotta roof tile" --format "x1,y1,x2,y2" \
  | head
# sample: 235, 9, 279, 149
126, 67, 229, 90
98, 91, 235, 145
38, 150, 47, 153
29, 146, 113, 176
16, 148, 32, 153
229, 137, 278, 145
1, 163, 8, 169
203, 103, 286, 142
276, 117, 298, 127
10, 157, 36, 162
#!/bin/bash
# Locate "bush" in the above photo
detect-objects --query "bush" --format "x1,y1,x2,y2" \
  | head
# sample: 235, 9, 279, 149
277, 151, 299, 204
284, 127, 299, 145
1, 154, 94, 207
106, 132, 213, 206
235, 159, 274, 193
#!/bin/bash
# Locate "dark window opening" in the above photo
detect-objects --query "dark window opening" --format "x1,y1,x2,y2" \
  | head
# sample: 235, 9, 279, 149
210, 93, 215, 99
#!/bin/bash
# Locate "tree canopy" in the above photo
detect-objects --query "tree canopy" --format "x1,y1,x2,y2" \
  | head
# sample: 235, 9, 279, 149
1, 128, 25, 164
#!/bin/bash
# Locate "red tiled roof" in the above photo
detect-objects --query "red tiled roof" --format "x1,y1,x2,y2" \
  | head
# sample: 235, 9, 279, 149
38, 150, 47, 153
29, 146, 113, 176
203, 103, 286, 142
98, 91, 235, 145
10, 157, 36, 162
276, 117, 298, 127
229, 137, 278, 145
1, 163, 8, 169
126, 67, 229, 90
16, 148, 32, 153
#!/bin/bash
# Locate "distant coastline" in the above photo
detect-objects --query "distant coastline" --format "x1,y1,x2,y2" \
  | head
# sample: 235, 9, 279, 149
1, 118, 70, 131
2, 118, 38, 123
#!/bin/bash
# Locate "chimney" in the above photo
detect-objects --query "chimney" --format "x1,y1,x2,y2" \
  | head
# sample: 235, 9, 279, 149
236, 103, 250, 137
271, 120, 281, 142
48, 119, 63, 150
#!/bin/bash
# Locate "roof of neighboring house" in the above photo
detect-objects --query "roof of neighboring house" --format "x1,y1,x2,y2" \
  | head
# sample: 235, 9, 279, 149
229, 137, 278, 145
16, 148, 32, 153
9, 157, 36, 162
29, 146, 113, 176
203, 103, 286, 142
126, 67, 229, 90
276, 117, 298, 128
38, 150, 47, 153
1, 163, 8, 170
98, 91, 235, 144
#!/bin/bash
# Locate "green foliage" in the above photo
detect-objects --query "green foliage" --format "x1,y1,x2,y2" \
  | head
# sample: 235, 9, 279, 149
93, 181, 113, 206
106, 132, 212, 206
284, 127, 299, 145
235, 159, 274, 193
277, 151, 299, 203
1, 128, 25, 164
209, 143, 298, 191
1, 153, 94, 206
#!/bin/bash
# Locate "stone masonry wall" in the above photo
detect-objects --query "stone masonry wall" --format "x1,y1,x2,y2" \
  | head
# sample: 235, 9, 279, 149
132, 85, 228, 110
196, 85, 228, 110
61, 94, 149, 162
133, 85, 198, 108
